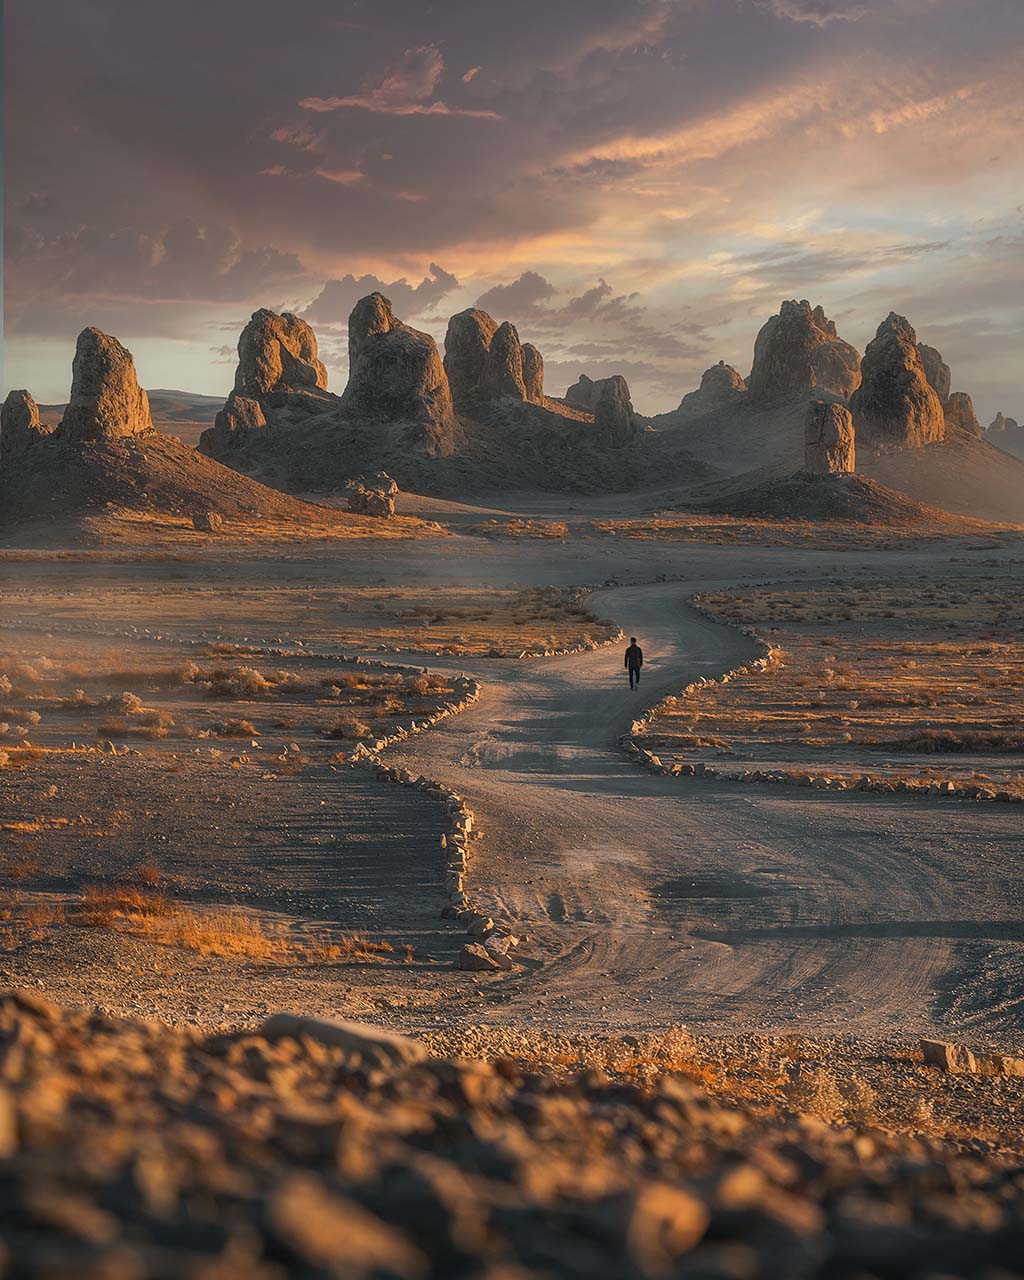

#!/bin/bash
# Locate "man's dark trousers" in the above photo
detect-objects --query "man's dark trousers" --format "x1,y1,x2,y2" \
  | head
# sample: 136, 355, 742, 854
629, 666, 640, 689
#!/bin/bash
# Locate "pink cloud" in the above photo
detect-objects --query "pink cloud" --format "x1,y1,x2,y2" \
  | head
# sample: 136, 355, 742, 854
314, 166, 367, 185
299, 44, 501, 119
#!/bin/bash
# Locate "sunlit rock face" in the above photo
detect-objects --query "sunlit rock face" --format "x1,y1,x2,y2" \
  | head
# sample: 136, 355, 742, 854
1, 391, 51, 464
804, 400, 855, 475
593, 374, 642, 443
943, 391, 982, 436
342, 293, 458, 453
850, 313, 946, 450
200, 309, 329, 456
672, 362, 748, 421
234, 309, 328, 398
443, 308, 544, 407
918, 344, 952, 405
56, 328, 153, 442
748, 300, 861, 404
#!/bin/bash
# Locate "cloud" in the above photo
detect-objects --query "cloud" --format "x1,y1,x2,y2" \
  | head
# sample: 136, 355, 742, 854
476, 271, 556, 313
759, 0, 868, 24
300, 45, 501, 119
301, 263, 460, 325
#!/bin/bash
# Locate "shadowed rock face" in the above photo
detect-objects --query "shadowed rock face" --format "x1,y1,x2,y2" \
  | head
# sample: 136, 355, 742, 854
57, 328, 153, 442
943, 390, 982, 436
235, 309, 327, 398
986, 411, 1024, 458
522, 343, 544, 402
850, 313, 946, 450
1, 391, 51, 464
342, 293, 457, 453
594, 375, 642, 443
443, 308, 544, 406
748, 300, 861, 404
564, 373, 631, 413
804, 400, 855, 474
443, 309, 500, 405
673, 362, 748, 421
918, 344, 951, 405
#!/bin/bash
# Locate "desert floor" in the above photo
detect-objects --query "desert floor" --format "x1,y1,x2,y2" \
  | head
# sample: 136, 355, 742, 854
1, 506, 1022, 1063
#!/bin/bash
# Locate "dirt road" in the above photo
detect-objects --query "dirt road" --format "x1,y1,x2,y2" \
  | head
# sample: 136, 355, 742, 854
390, 574, 1024, 1041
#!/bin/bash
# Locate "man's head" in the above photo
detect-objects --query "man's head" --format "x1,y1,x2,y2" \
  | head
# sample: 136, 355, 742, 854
630, 637, 637, 644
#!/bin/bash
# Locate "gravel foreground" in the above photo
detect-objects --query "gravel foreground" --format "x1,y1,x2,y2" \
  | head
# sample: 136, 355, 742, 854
1, 991, 1023, 1278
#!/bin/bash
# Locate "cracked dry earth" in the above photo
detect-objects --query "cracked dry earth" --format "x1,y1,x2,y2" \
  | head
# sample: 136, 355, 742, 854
1, 527, 1024, 1275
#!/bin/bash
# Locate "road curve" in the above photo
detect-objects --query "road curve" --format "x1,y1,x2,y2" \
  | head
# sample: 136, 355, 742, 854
390, 579, 1024, 1039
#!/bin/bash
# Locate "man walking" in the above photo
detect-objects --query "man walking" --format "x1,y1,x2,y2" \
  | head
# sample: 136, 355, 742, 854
624, 636, 643, 690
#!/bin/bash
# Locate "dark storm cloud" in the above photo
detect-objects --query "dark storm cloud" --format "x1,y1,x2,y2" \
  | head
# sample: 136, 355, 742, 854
475, 272, 557, 314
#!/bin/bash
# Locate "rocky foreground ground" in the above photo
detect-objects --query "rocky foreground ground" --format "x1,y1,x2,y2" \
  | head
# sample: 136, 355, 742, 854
1, 990, 1023, 1278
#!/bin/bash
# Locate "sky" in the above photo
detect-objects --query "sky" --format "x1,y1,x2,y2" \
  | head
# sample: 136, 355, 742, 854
3, 0, 1022, 422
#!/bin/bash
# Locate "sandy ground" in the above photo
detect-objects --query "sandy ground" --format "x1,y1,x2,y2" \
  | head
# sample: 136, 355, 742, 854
1, 523, 1023, 1054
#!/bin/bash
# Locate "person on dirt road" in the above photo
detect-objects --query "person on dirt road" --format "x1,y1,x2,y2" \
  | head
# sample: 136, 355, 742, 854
624, 637, 643, 690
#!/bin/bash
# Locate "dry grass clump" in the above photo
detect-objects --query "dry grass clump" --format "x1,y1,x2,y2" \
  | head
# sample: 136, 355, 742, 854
205, 718, 259, 739
326, 716, 372, 741
467, 519, 569, 540
59, 882, 400, 965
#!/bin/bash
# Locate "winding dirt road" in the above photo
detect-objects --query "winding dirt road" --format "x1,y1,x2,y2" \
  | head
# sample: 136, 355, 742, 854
390, 573, 1024, 1039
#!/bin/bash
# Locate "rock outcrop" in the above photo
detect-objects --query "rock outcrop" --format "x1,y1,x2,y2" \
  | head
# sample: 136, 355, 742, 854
442, 308, 543, 406
477, 321, 526, 401
564, 374, 603, 412
235, 309, 327, 398
341, 293, 457, 453
56, 328, 153, 442
672, 362, 747, 421
593, 375, 642, 443
522, 343, 544, 402
918, 343, 951, 405
943, 390, 982, 436
850, 313, 946, 450
1, 391, 51, 464
748, 300, 861, 404
986, 412, 1024, 458
804, 400, 855, 475
202, 310, 329, 455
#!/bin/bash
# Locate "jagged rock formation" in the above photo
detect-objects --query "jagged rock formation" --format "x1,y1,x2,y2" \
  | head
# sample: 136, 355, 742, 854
56, 328, 153, 441
594, 375, 642, 443
443, 309, 543, 406
564, 373, 638, 414
986, 412, 1024, 459
804, 400, 855, 475
748, 300, 861, 404
943, 391, 982, 436
849, 313, 946, 450
236, 309, 327, 398
522, 343, 544, 402
918, 344, 951, 405
672, 362, 748, 421
1, 391, 51, 464
341, 293, 457, 454
201, 310, 329, 455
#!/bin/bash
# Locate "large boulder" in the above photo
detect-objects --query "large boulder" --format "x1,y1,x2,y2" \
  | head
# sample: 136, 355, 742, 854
804, 400, 855, 475
594, 375, 642, 444
235, 309, 327, 398
56, 328, 153, 442
1, 391, 51, 464
918, 343, 951, 405
748, 300, 861, 404
672, 361, 747, 421
522, 343, 544, 402
943, 390, 982, 436
341, 293, 457, 453
850, 313, 946, 450
564, 373, 636, 413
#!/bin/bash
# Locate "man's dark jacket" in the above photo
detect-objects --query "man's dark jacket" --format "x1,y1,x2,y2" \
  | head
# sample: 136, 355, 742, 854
625, 643, 643, 671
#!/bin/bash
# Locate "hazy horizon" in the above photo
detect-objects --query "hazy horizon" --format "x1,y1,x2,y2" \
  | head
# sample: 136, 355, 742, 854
3, 0, 1022, 423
